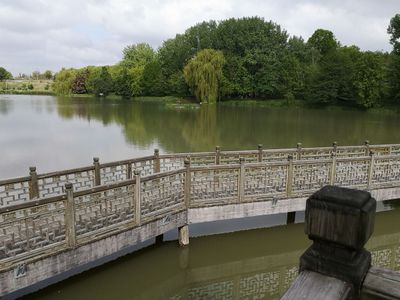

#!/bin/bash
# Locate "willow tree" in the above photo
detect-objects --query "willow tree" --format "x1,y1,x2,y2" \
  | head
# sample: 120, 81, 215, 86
183, 49, 225, 103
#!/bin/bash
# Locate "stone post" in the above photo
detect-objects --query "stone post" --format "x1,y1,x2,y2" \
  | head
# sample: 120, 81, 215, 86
134, 170, 141, 226
239, 158, 245, 203
65, 183, 76, 248
178, 225, 189, 247
332, 141, 338, 154
367, 151, 375, 189
300, 185, 376, 300
29, 166, 39, 199
258, 144, 263, 162
330, 152, 337, 185
364, 140, 370, 156
215, 146, 221, 165
184, 157, 191, 208
296, 143, 302, 160
154, 149, 160, 173
286, 155, 293, 198
126, 163, 132, 180
93, 157, 101, 186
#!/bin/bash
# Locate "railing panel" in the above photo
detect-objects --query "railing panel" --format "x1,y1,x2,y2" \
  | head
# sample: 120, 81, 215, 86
39, 169, 94, 198
74, 184, 135, 239
190, 167, 239, 206
160, 157, 185, 172
219, 152, 259, 164
335, 146, 365, 158
140, 171, 185, 219
0, 180, 30, 206
292, 162, 331, 196
101, 165, 128, 185
190, 154, 216, 166
244, 165, 288, 201
335, 159, 369, 188
262, 150, 296, 162
299, 148, 332, 160
132, 159, 155, 177
372, 156, 400, 187
0, 201, 66, 260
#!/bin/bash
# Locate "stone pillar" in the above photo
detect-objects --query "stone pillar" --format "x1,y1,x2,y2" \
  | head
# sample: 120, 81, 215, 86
154, 149, 160, 173
93, 157, 101, 186
258, 144, 263, 162
215, 146, 221, 165
286, 155, 293, 198
134, 169, 141, 226
332, 141, 338, 154
29, 166, 39, 199
184, 158, 191, 208
296, 143, 302, 160
300, 185, 376, 300
239, 158, 245, 203
179, 225, 189, 247
364, 140, 370, 156
65, 183, 76, 248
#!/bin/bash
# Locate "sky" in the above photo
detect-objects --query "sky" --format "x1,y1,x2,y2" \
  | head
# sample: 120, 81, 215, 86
0, 0, 399, 75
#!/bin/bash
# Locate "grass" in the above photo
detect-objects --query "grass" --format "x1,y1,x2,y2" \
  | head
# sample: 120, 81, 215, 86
0, 79, 54, 95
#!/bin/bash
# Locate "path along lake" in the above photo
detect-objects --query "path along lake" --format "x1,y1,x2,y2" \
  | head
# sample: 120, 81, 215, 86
1, 94, 400, 299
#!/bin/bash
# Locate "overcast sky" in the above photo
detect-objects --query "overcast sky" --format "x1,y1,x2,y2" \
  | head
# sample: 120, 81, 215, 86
0, 0, 399, 75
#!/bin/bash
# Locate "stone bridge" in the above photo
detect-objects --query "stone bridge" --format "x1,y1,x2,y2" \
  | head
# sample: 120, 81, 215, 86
1, 142, 400, 298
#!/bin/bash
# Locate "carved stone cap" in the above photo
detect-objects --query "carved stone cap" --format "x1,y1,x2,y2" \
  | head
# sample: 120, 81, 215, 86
305, 185, 376, 250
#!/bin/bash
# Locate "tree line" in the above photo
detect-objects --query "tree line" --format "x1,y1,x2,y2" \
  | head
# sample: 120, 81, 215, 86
38, 15, 400, 107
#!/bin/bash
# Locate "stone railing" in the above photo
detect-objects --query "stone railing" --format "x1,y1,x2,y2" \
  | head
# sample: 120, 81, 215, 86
1, 145, 400, 272
1, 142, 400, 207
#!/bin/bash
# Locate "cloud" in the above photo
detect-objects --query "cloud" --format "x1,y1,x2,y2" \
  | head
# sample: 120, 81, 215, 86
0, 0, 398, 75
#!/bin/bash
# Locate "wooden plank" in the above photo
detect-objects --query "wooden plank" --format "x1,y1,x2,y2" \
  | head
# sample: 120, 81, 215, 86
361, 267, 400, 299
280, 271, 351, 300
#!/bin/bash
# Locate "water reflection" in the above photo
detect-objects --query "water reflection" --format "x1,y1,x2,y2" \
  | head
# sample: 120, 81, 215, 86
2, 94, 400, 178
22, 209, 400, 300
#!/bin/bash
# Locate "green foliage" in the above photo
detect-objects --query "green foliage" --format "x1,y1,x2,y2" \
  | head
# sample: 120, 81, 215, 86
52, 68, 77, 94
114, 67, 132, 97
121, 43, 156, 69
72, 69, 89, 94
308, 29, 339, 57
141, 59, 166, 96
44, 70, 53, 80
93, 66, 113, 96
27, 83, 34, 90
0, 67, 12, 81
388, 14, 400, 55
184, 49, 225, 103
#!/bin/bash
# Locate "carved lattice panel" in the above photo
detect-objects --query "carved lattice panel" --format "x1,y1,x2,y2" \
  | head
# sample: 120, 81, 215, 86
160, 157, 185, 172
372, 157, 400, 186
74, 185, 135, 237
262, 151, 295, 162
190, 168, 239, 205
220, 152, 259, 164
240, 271, 280, 297
391, 145, 400, 155
244, 165, 287, 199
140, 172, 185, 217
370, 146, 392, 156
335, 147, 366, 158
190, 155, 216, 166
132, 159, 155, 177
335, 159, 369, 187
39, 170, 94, 198
0, 180, 30, 206
0, 202, 66, 259
101, 165, 128, 185
300, 149, 332, 160
292, 163, 331, 195
188, 281, 233, 299
371, 248, 392, 269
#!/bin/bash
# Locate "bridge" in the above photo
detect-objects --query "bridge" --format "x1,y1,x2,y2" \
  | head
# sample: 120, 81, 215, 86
1, 142, 400, 298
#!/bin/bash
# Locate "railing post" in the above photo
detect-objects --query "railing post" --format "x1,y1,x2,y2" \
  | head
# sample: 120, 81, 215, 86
154, 149, 160, 173
184, 157, 191, 208
367, 151, 375, 189
134, 170, 141, 226
93, 157, 101, 186
258, 144, 263, 162
239, 158, 245, 203
126, 162, 132, 180
332, 141, 338, 154
65, 183, 76, 248
29, 166, 39, 199
364, 140, 370, 156
215, 146, 220, 165
296, 143, 302, 160
286, 155, 293, 198
330, 152, 337, 185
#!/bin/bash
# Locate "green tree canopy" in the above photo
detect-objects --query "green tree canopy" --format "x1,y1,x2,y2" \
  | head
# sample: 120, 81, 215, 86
93, 66, 113, 96
184, 49, 225, 103
307, 29, 339, 57
0, 67, 12, 81
388, 14, 400, 55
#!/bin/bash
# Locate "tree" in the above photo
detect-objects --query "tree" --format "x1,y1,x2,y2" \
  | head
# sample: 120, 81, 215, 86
114, 67, 132, 97
93, 66, 113, 96
307, 29, 339, 58
72, 69, 89, 94
388, 14, 400, 55
44, 70, 53, 80
52, 68, 77, 94
121, 43, 156, 68
184, 49, 225, 103
0, 67, 12, 81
